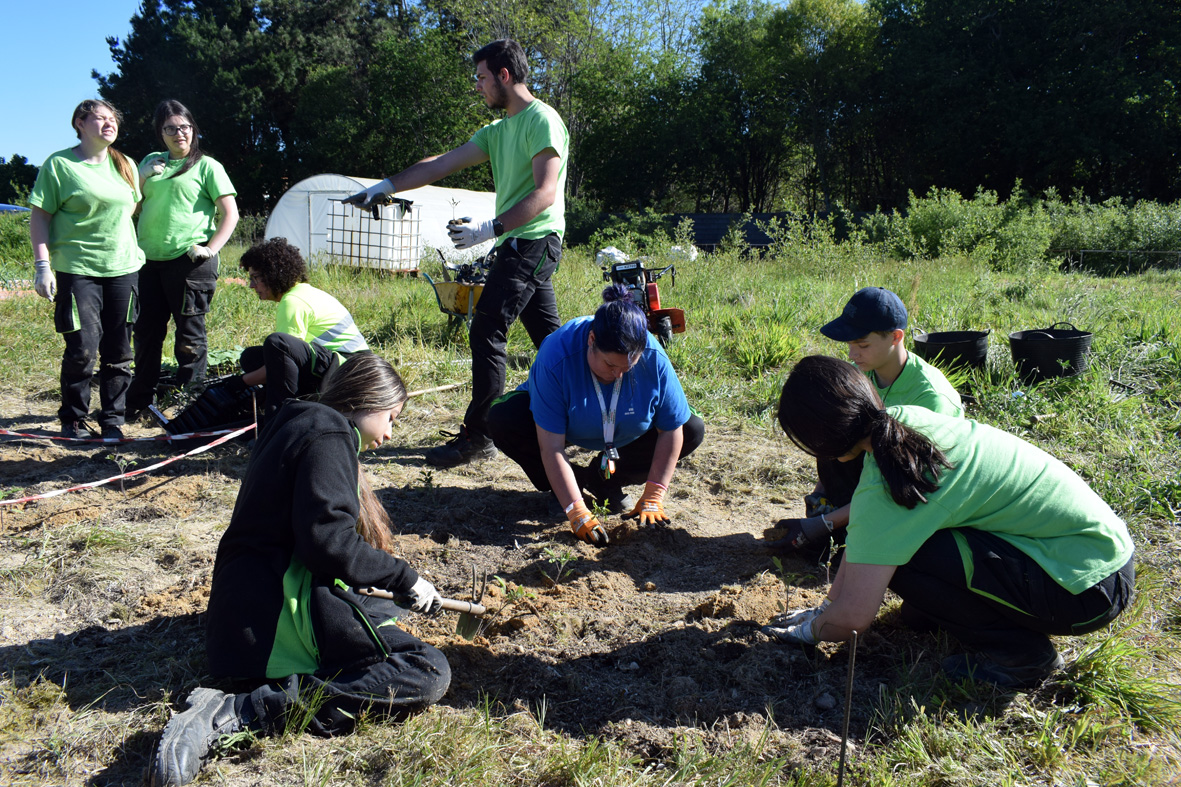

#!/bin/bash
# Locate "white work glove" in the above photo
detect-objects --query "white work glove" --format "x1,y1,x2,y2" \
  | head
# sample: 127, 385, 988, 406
188, 244, 216, 261
447, 218, 496, 250
763, 599, 830, 633
763, 617, 820, 645
34, 260, 56, 300
407, 575, 443, 615
341, 179, 395, 209
138, 156, 166, 179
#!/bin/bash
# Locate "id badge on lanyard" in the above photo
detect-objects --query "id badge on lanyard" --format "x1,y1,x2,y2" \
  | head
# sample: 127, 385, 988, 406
593, 376, 622, 479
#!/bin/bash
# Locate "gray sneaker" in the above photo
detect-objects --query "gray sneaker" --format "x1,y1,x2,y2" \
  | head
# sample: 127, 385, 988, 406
152, 687, 247, 786
424, 425, 497, 467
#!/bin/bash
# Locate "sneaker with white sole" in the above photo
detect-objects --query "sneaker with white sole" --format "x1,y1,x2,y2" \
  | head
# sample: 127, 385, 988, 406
152, 687, 251, 786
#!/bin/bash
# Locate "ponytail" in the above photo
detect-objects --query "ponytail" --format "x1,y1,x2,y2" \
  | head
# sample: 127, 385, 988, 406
779, 355, 951, 509
108, 148, 138, 192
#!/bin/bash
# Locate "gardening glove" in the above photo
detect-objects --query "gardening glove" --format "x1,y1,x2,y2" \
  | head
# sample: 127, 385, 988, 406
767, 599, 830, 630
623, 481, 670, 527
188, 244, 216, 261
342, 178, 395, 209
762, 616, 820, 646
407, 576, 443, 615
567, 500, 609, 547
138, 155, 166, 179
764, 514, 834, 553
33, 260, 56, 300
447, 218, 495, 250
803, 491, 836, 518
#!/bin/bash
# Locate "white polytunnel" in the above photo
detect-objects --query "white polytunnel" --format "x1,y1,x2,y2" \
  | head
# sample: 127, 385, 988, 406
263, 174, 497, 271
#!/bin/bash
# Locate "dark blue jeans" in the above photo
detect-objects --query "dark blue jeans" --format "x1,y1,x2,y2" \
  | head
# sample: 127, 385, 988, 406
463, 234, 562, 438
54, 270, 139, 429
127, 253, 219, 411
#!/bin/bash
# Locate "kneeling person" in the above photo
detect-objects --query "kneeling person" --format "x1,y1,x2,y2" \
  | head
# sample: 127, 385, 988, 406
487, 284, 704, 546
234, 237, 370, 421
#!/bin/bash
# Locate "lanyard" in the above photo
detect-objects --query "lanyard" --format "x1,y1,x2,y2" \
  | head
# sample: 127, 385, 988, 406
592, 376, 622, 478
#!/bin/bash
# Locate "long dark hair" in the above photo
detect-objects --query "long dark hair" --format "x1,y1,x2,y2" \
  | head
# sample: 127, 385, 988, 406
591, 284, 649, 355
71, 99, 136, 192
317, 353, 408, 554
778, 355, 952, 509
153, 99, 204, 177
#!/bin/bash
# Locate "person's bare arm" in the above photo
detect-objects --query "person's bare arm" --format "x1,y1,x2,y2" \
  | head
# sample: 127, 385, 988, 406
388, 142, 490, 193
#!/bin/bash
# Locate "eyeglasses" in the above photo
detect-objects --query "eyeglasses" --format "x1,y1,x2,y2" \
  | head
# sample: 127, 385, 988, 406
163, 124, 193, 136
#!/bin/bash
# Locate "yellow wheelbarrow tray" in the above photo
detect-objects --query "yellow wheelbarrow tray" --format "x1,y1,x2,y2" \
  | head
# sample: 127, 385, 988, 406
422, 271, 484, 331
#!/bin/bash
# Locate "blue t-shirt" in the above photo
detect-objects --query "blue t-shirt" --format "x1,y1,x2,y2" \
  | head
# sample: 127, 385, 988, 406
523, 317, 691, 450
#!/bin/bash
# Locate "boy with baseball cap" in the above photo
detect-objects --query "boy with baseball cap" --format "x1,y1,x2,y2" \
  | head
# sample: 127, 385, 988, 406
766, 286, 963, 559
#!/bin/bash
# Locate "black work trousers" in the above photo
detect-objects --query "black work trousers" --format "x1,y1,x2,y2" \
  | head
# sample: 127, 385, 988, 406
463, 235, 562, 439
234, 624, 451, 737
487, 389, 706, 491
888, 528, 1135, 667
240, 333, 339, 422
54, 271, 139, 429
127, 253, 219, 411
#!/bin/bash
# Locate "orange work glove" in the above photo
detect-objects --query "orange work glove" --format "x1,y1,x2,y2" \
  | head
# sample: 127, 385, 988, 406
623, 481, 670, 526
566, 500, 609, 546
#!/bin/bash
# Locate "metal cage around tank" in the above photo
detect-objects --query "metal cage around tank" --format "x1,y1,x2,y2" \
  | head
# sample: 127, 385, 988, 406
326, 198, 422, 273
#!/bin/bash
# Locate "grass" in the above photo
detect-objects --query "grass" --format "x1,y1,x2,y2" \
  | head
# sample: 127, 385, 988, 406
2, 225, 1180, 784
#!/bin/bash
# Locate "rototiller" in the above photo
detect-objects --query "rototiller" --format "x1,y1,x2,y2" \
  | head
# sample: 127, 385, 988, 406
600, 256, 686, 347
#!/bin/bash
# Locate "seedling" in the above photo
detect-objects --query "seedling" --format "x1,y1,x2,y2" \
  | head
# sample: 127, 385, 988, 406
417, 468, 436, 494
106, 453, 138, 495
492, 575, 535, 602
540, 545, 578, 585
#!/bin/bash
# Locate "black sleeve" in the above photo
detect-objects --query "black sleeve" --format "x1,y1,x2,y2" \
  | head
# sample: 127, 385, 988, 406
289, 428, 419, 595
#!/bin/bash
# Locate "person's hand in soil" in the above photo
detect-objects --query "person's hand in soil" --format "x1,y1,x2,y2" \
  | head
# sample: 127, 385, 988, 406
623, 481, 670, 527
764, 514, 833, 553
567, 500, 609, 546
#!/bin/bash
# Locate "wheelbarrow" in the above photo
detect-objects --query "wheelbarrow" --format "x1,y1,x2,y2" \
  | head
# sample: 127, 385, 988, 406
422, 250, 489, 332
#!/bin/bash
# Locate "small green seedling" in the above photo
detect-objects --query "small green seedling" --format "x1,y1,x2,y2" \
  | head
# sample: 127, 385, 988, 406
492, 575, 535, 603
540, 545, 578, 585
107, 454, 138, 495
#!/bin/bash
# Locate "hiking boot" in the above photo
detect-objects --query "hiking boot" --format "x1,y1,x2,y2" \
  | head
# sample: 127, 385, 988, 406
100, 424, 125, 441
152, 687, 250, 786
941, 650, 1065, 691
61, 420, 94, 440
424, 425, 497, 467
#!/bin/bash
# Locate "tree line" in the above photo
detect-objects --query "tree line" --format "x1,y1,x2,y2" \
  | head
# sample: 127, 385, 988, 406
82, 0, 1181, 216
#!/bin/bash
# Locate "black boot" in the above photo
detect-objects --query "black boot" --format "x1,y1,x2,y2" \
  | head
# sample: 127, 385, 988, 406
152, 687, 254, 786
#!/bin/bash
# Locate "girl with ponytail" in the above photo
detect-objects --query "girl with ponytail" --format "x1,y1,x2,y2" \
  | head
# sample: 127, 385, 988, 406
768, 355, 1135, 691
154, 353, 450, 787
487, 284, 705, 546
28, 99, 145, 440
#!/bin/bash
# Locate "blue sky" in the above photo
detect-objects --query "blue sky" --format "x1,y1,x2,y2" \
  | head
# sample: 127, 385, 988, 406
1, 0, 144, 166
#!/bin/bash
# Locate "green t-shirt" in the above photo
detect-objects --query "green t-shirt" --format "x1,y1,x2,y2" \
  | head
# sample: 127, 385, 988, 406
470, 99, 568, 245
137, 154, 237, 260
29, 148, 144, 277
276, 282, 369, 354
846, 406, 1133, 595
874, 352, 963, 416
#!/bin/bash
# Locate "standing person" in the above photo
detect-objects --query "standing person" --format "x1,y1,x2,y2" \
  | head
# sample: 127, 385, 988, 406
228, 237, 369, 422
765, 355, 1135, 690
126, 99, 239, 417
768, 287, 963, 558
486, 285, 704, 546
343, 38, 569, 468
28, 99, 144, 440
151, 353, 451, 787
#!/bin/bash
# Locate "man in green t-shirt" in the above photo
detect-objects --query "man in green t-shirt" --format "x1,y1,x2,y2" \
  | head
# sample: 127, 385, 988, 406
769, 287, 963, 557
344, 38, 569, 468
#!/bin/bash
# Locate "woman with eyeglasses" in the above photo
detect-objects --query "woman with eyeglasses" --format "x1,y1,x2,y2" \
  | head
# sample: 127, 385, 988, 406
28, 99, 144, 440
486, 284, 704, 546
126, 99, 239, 418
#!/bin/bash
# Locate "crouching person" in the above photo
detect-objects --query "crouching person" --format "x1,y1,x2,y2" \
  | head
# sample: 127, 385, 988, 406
152, 354, 450, 786
765, 355, 1134, 690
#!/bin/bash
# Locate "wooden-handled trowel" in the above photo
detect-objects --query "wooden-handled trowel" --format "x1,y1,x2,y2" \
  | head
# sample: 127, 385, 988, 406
357, 581, 487, 641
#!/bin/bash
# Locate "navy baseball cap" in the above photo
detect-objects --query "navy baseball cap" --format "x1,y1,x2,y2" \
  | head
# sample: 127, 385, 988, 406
820, 287, 907, 341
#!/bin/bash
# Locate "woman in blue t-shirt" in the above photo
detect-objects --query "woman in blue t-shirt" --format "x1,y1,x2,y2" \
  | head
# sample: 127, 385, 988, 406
487, 285, 704, 546
765, 355, 1134, 690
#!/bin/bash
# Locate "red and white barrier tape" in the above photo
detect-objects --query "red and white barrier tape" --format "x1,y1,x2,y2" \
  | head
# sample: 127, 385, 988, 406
0, 426, 246, 444
0, 423, 255, 508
